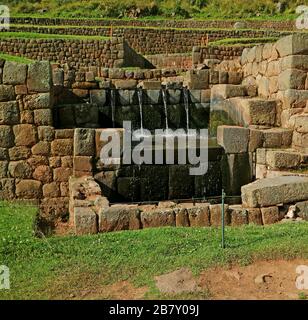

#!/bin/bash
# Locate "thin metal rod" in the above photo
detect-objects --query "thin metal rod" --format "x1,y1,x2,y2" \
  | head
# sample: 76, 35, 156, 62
221, 189, 226, 249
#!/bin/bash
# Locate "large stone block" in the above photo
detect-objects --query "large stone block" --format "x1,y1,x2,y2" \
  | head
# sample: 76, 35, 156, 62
74, 128, 95, 156
262, 128, 292, 148
0, 101, 19, 125
261, 206, 279, 224
141, 209, 176, 228
0, 178, 15, 200
281, 89, 308, 109
0, 126, 14, 148
3, 61, 27, 85
221, 153, 252, 196
90, 89, 107, 107
280, 55, 308, 71
275, 34, 308, 58
247, 208, 262, 225
209, 204, 230, 227
51, 139, 73, 156
228, 205, 249, 226
33, 165, 53, 184
0, 85, 15, 102
8, 161, 32, 179
295, 201, 308, 220
187, 204, 210, 227
33, 109, 53, 126
98, 207, 140, 232
217, 125, 249, 153
242, 176, 308, 208
16, 180, 42, 199
13, 124, 37, 147
27, 61, 52, 93
0, 161, 8, 178
211, 84, 246, 100
266, 150, 301, 169
278, 69, 306, 90
74, 207, 98, 235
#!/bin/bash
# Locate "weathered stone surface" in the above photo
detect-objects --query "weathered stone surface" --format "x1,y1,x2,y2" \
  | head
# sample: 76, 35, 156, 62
0, 161, 8, 178
16, 180, 42, 199
242, 176, 308, 208
247, 208, 263, 225
175, 208, 190, 227
0, 147, 8, 160
8, 146, 30, 161
0, 178, 15, 200
266, 150, 301, 169
27, 156, 48, 169
249, 128, 263, 152
114, 80, 137, 89
27, 61, 52, 92
33, 165, 53, 184
8, 161, 32, 179
211, 84, 246, 100
0, 126, 14, 148
54, 167, 73, 182
278, 69, 307, 90
61, 156, 73, 168
74, 207, 98, 235
74, 128, 95, 156
221, 153, 252, 196
0, 101, 19, 125
210, 204, 230, 227
228, 205, 249, 226
3, 61, 27, 85
262, 128, 292, 148
280, 55, 308, 71
90, 89, 107, 106
73, 156, 93, 172
13, 124, 37, 147
187, 204, 210, 227
94, 170, 117, 200
0, 85, 15, 102
295, 201, 308, 220
275, 34, 308, 57
141, 209, 176, 228
33, 109, 53, 126
43, 182, 60, 198
261, 206, 279, 224
217, 126, 249, 153
98, 207, 140, 232
51, 139, 73, 156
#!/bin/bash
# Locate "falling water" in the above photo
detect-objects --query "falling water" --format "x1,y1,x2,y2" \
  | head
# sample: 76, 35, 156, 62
183, 87, 190, 133
137, 88, 144, 136
110, 89, 116, 128
162, 89, 169, 134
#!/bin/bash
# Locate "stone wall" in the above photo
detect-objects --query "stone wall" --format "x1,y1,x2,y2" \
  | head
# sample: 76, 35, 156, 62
10, 17, 298, 31
1, 25, 290, 55
0, 37, 151, 69
145, 54, 192, 69
0, 59, 74, 223
240, 34, 308, 152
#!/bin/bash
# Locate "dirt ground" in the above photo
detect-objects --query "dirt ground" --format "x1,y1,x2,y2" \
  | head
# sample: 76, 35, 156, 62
51, 259, 308, 300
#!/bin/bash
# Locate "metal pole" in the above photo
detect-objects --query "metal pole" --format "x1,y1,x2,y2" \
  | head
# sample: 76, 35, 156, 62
221, 189, 226, 249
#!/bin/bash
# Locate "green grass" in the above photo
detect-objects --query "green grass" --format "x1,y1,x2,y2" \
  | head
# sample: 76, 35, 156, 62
0, 201, 308, 299
0, 32, 109, 41
0, 53, 32, 64
3, 0, 302, 20
209, 37, 279, 47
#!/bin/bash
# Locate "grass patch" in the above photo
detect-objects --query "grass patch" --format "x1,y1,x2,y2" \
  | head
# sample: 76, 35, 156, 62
0, 53, 32, 64
0, 32, 109, 41
0, 201, 308, 299
209, 37, 279, 47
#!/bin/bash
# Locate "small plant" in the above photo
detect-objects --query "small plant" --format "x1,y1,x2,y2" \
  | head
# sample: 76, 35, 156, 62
298, 292, 307, 300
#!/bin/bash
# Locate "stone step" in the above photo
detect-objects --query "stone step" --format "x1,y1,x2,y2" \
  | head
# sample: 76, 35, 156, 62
211, 96, 277, 127
211, 84, 247, 100
290, 114, 308, 153
241, 176, 308, 208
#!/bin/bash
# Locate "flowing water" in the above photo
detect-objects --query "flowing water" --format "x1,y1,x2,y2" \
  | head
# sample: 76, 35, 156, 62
137, 88, 144, 136
183, 87, 190, 133
110, 89, 116, 128
162, 89, 169, 134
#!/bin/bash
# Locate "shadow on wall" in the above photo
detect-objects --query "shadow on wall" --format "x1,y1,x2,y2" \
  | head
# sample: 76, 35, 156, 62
123, 41, 155, 69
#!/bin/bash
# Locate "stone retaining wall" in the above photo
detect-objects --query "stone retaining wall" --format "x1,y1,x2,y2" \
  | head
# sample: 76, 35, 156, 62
1, 25, 290, 55
10, 17, 298, 31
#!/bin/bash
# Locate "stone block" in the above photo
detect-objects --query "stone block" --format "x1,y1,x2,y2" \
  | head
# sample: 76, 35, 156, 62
141, 209, 176, 228
8, 161, 32, 179
295, 201, 308, 220
13, 124, 37, 147
247, 208, 263, 225
7, 146, 29, 160
98, 207, 140, 232
0, 178, 15, 200
187, 204, 210, 227
38, 126, 55, 141
3, 61, 27, 85
27, 61, 52, 93
43, 182, 60, 198
33, 165, 53, 184
266, 150, 301, 169
0, 101, 19, 125
114, 80, 137, 89
16, 180, 42, 199
74, 128, 95, 156
90, 89, 107, 107
217, 125, 249, 153
275, 34, 308, 57
228, 205, 249, 226
278, 69, 306, 90
74, 207, 98, 235
175, 208, 190, 227
32, 141, 50, 156
262, 128, 292, 148
33, 109, 53, 126
73, 156, 93, 172
53, 167, 73, 182
241, 176, 308, 208
0, 126, 14, 148
51, 139, 73, 156
211, 84, 246, 100
261, 206, 279, 224
0, 85, 15, 102
0, 161, 8, 178
209, 204, 230, 227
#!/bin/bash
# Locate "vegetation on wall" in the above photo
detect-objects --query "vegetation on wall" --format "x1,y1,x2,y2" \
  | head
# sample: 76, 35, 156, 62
4, 0, 306, 20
